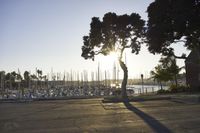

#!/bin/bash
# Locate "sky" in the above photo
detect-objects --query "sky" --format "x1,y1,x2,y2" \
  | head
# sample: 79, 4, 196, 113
0, 0, 190, 79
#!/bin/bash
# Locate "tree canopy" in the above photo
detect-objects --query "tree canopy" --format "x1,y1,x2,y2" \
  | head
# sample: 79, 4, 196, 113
147, 0, 200, 57
81, 12, 145, 98
81, 12, 145, 60
151, 55, 181, 88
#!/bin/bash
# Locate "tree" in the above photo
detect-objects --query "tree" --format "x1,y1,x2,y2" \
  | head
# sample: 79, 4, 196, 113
30, 74, 38, 81
81, 12, 145, 99
146, 0, 200, 57
10, 71, 22, 89
24, 71, 30, 88
0, 71, 5, 91
5, 73, 11, 89
151, 56, 182, 89
37, 69, 42, 79
36, 69, 43, 88
150, 65, 172, 90
159, 56, 182, 86
4, 71, 18, 89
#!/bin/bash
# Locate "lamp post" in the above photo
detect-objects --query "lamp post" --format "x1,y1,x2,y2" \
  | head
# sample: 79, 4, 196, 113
141, 74, 144, 94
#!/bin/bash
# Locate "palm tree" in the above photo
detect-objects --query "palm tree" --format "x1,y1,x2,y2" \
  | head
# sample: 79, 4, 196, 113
159, 56, 182, 86
0, 71, 5, 94
36, 69, 43, 88
150, 65, 172, 90
24, 71, 30, 88
30, 74, 38, 94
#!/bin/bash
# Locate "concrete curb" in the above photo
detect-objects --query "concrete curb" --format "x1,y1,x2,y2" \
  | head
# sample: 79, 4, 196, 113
0, 96, 102, 103
102, 96, 171, 103
102, 95, 200, 103
171, 95, 200, 104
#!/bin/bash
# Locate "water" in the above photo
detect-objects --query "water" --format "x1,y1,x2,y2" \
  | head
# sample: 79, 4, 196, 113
127, 84, 169, 94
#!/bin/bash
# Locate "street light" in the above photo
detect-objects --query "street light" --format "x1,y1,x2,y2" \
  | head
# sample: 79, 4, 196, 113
141, 74, 144, 94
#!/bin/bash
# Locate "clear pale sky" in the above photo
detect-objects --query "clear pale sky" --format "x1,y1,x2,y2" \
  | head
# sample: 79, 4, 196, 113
0, 0, 189, 79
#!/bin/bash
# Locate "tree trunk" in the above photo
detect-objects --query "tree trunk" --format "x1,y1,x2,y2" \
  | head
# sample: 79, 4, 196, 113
160, 81, 163, 90
119, 59, 128, 99
174, 75, 178, 87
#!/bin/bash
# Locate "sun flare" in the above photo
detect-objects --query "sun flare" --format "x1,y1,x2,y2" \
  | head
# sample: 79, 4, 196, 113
108, 51, 119, 61
96, 51, 119, 70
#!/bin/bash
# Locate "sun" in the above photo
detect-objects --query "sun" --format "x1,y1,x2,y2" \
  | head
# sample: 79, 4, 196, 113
108, 51, 119, 61
100, 51, 118, 63
96, 51, 119, 70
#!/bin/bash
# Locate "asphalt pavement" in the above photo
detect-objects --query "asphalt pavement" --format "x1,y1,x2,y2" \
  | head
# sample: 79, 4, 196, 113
0, 98, 200, 133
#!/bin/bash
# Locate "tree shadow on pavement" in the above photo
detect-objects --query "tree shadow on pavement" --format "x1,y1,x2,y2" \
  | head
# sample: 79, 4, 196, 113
123, 101, 172, 133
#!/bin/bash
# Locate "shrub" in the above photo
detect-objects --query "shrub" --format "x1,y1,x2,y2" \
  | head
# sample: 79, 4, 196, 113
113, 90, 121, 96
157, 89, 170, 94
169, 85, 190, 93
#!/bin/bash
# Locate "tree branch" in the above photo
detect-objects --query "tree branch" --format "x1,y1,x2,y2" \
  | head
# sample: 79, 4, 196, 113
173, 54, 187, 59
94, 51, 103, 55
125, 45, 131, 48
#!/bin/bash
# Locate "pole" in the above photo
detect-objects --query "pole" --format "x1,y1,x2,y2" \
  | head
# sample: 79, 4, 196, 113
141, 74, 144, 94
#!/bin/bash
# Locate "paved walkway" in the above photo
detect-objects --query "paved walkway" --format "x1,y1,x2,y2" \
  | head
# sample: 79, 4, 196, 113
0, 98, 200, 133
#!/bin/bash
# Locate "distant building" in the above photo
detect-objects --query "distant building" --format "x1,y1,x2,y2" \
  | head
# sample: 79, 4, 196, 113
185, 49, 200, 89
